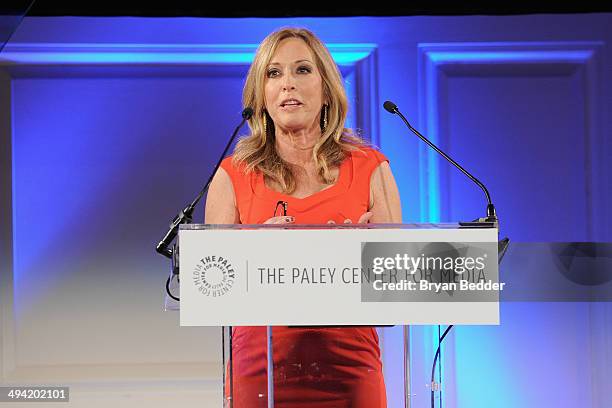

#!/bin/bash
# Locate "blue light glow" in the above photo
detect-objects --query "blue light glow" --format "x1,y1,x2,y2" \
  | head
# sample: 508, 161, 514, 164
427, 50, 593, 63
1, 43, 375, 65
5, 16, 605, 408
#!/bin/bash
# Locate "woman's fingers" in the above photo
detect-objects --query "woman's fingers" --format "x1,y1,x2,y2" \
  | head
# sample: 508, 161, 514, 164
358, 212, 373, 224
327, 212, 372, 224
264, 216, 295, 224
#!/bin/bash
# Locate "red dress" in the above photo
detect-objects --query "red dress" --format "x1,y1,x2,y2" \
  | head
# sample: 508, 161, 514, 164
219, 147, 389, 408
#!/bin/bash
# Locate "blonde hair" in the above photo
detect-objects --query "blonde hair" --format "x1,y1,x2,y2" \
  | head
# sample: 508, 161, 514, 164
233, 27, 367, 194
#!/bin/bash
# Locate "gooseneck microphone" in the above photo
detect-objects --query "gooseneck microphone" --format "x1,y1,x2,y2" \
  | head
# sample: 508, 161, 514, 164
384, 101, 503, 408
156, 107, 254, 259
383, 100, 497, 225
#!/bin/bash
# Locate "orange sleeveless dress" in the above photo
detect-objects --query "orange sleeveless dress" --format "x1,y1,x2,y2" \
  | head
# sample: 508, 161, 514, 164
219, 146, 389, 408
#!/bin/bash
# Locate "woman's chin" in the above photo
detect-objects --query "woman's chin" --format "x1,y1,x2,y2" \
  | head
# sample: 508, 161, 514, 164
276, 120, 317, 134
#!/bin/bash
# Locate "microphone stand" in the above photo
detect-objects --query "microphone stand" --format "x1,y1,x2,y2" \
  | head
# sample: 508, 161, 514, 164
383, 100, 497, 228
156, 108, 253, 301
384, 100, 510, 408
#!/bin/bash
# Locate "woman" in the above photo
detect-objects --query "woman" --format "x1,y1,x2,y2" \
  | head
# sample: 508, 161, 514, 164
206, 27, 401, 408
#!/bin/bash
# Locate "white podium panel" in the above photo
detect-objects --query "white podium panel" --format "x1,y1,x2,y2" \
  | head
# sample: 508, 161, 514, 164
179, 224, 500, 326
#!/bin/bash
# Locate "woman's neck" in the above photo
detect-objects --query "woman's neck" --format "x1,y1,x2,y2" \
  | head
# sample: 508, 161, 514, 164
274, 127, 321, 167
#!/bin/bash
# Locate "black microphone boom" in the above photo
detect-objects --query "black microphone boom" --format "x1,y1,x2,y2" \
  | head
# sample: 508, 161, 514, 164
385, 101, 503, 408
383, 100, 497, 226
155, 107, 254, 259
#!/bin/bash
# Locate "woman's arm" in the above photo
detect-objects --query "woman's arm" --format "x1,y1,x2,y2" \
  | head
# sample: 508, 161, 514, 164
204, 167, 240, 224
369, 162, 402, 223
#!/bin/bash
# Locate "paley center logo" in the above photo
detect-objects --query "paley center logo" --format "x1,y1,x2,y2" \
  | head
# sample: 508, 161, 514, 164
193, 255, 235, 297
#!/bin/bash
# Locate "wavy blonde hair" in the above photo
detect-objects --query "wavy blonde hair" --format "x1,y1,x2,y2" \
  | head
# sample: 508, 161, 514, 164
233, 27, 367, 194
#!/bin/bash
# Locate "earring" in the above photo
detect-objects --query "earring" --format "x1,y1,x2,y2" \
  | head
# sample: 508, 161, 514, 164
263, 110, 272, 137
321, 104, 329, 132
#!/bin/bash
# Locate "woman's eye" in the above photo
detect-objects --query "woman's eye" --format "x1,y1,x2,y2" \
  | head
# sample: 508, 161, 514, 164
297, 66, 312, 73
267, 69, 280, 78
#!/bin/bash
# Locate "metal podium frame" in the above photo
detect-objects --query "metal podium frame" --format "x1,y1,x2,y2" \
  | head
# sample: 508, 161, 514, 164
169, 222, 502, 408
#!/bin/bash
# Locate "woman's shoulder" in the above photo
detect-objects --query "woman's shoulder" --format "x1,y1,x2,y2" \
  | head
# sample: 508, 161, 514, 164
219, 155, 255, 191
347, 145, 389, 165
218, 155, 257, 200
220, 155, 249, 176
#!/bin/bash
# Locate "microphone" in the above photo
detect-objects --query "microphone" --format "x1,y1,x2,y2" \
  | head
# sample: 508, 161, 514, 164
383, 100, 497, 226
156, 107, 253, 259
241, 107, 254, 120
385, 101, 504, 408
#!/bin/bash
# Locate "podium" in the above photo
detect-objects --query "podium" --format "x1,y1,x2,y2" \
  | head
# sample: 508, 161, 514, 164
168, 223, 501, 407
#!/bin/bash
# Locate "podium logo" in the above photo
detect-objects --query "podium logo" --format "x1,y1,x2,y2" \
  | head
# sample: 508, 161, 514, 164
193, 255, 235, 297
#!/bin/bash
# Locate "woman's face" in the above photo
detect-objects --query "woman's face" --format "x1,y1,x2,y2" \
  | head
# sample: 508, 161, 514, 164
264, 37, 325, 134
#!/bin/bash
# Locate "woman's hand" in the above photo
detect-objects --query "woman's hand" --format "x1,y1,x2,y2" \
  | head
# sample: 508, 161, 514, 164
327, 212, 373, 224
263, 216, 295, 224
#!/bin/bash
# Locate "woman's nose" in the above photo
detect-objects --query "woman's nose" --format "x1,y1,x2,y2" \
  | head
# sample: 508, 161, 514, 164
282, 73, 296, 90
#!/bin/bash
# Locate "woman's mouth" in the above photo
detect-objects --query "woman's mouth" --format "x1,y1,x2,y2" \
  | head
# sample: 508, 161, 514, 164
280, 99, 303, 108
